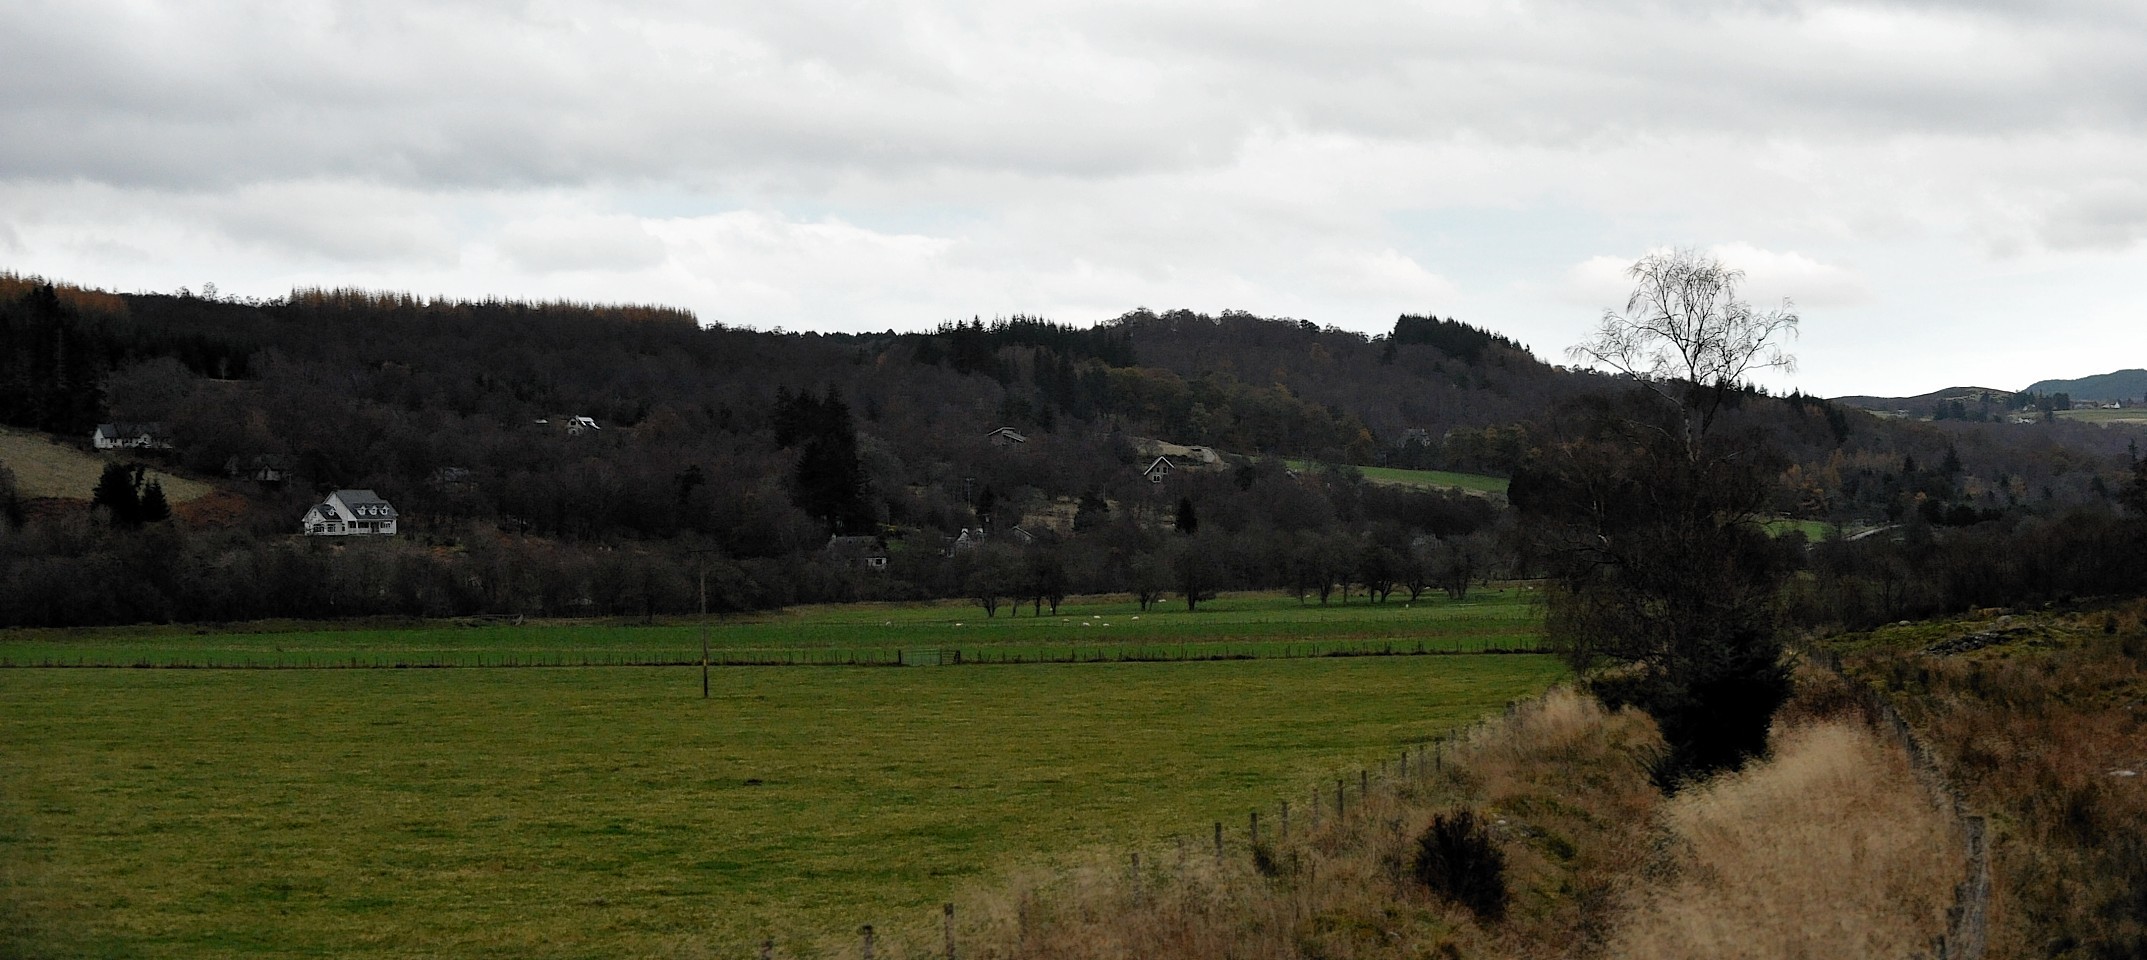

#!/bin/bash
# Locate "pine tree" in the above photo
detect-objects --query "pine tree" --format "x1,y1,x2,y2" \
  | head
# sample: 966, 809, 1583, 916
139, 478, 171, 523
1072, 490, 1110, 531
91, 462, 142, 527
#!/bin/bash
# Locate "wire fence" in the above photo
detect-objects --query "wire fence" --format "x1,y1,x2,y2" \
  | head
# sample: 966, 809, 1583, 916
1813, 650, 1990, 960
0, 638, 1553, 670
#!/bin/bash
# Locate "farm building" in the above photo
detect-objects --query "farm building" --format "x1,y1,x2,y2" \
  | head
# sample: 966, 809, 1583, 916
92, 422, 172, 451
224, 453, 293, 484
302, 489, 400, 537
824, 535, 890, 570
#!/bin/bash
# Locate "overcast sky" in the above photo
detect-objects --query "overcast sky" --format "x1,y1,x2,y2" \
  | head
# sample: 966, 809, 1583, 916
5, 0, 2145, 398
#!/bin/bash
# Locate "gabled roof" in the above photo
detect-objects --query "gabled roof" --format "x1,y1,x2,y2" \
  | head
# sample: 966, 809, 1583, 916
1142, 456, 1177, 477
327, 489, 398, 519
94, 421, 166, 437
986, 426, 1028, 443
826, 534, 885, 551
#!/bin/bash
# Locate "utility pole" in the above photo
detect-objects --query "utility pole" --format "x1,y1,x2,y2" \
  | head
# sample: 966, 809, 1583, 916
686, 547, 721, 699
699, 568, 709, 699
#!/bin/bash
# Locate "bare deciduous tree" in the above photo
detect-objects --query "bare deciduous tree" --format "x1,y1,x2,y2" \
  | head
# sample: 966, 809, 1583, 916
1568, 249, 1798, 458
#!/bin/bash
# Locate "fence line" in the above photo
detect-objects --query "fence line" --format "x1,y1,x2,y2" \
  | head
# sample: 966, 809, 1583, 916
777, 714, 1483, 960
1814, 650, 1990, 960
0, 642, 1553, 671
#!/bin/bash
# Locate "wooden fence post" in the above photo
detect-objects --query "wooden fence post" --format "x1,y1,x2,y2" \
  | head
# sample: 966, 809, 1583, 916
860, 924, 875, 960
1360, 768, 1369, 799
1250, 809, 1260, 847
944, 902, 957, 960
760, 938, 773, 960
1130, 852, 1142, 905
1280, 799, 1290, 838
1335, 778, 1345, 818
1213, 821, 1224, 861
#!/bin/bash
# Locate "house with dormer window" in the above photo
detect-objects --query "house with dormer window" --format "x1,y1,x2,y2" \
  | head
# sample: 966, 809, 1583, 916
302, 490, 399, 536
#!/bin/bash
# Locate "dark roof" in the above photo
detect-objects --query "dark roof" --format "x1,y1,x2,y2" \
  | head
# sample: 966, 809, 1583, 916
95, 422, 166, 436
331, 489, 398, 519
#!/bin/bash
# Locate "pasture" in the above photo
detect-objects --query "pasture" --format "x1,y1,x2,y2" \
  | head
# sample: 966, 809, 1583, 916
1285, 460, 1510, 497
0, 426, 213, 503
2055, 407, 2147, 426
0, 589, 1546, 669
0, 655, 1561, 958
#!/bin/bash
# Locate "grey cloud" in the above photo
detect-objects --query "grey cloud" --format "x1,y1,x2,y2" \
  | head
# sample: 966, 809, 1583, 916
2039, 179, 2147, 250
498, 214, 668, 273
7, 0, 2146, 197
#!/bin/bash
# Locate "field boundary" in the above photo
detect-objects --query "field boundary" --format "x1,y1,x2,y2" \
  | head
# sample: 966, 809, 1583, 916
0, 641, 1554, 671
1817, 652, 1990, 960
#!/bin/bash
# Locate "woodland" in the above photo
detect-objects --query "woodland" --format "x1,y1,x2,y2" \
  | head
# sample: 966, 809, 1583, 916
1, 272, 2144, 630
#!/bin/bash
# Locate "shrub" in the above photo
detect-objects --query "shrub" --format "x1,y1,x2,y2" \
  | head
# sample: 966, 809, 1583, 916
1412, 808, 1507, 922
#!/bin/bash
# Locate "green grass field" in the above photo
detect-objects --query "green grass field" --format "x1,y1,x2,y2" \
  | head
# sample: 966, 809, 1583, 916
1763, 518, 1836, 540
0, 426, 215, 503
0, 589, 1546, 669
1286, 460, 1510, 497
2055, 407, 2147, 426
0, 652, 1563, 958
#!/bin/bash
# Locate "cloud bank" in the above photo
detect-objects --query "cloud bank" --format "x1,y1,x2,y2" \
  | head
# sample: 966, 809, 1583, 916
3, 0, 2145, 395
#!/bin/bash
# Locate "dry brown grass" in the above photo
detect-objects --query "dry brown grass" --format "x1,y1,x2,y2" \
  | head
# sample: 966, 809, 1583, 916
940, 688, 1665, 960
1851, 600, 2147, 958
932, 675, 1976, 960
1605, 719, 1964, 959
0, 426, 214, 504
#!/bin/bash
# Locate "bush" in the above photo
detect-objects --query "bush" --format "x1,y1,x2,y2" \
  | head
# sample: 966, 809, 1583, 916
1412, 808, 1507, 922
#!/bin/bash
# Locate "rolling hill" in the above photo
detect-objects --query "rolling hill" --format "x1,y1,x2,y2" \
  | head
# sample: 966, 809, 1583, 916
1830, 386, 2017, 419
2024, 368, 2147, 403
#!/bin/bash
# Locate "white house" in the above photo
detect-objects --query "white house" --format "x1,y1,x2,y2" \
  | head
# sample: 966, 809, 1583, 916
533, 415, 600, 435
92, 422, 171, 451
302, 489, 399, 537
1142, 456, 1177, 483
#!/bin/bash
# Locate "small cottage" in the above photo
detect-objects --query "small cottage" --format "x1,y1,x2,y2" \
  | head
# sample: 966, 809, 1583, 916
225, 453, 293, 484
825, 534, 890, 570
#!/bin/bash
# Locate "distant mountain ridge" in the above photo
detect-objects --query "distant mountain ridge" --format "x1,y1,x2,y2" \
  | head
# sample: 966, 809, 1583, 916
1831, 386, 2016, 418
2024, 369, 2147, 403
1834, 366, 2147, 414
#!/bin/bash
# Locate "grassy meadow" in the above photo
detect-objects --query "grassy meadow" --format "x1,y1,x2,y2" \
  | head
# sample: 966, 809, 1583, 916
2055, 407, 2147, 426
0, 594, 1562, 959
1284, 460, 1510, 497
0, 589, 1546, 669
0, 426, 214, 503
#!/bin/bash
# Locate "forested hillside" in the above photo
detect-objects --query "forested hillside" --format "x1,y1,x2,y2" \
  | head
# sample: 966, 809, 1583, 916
2, 272, 2143, 627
